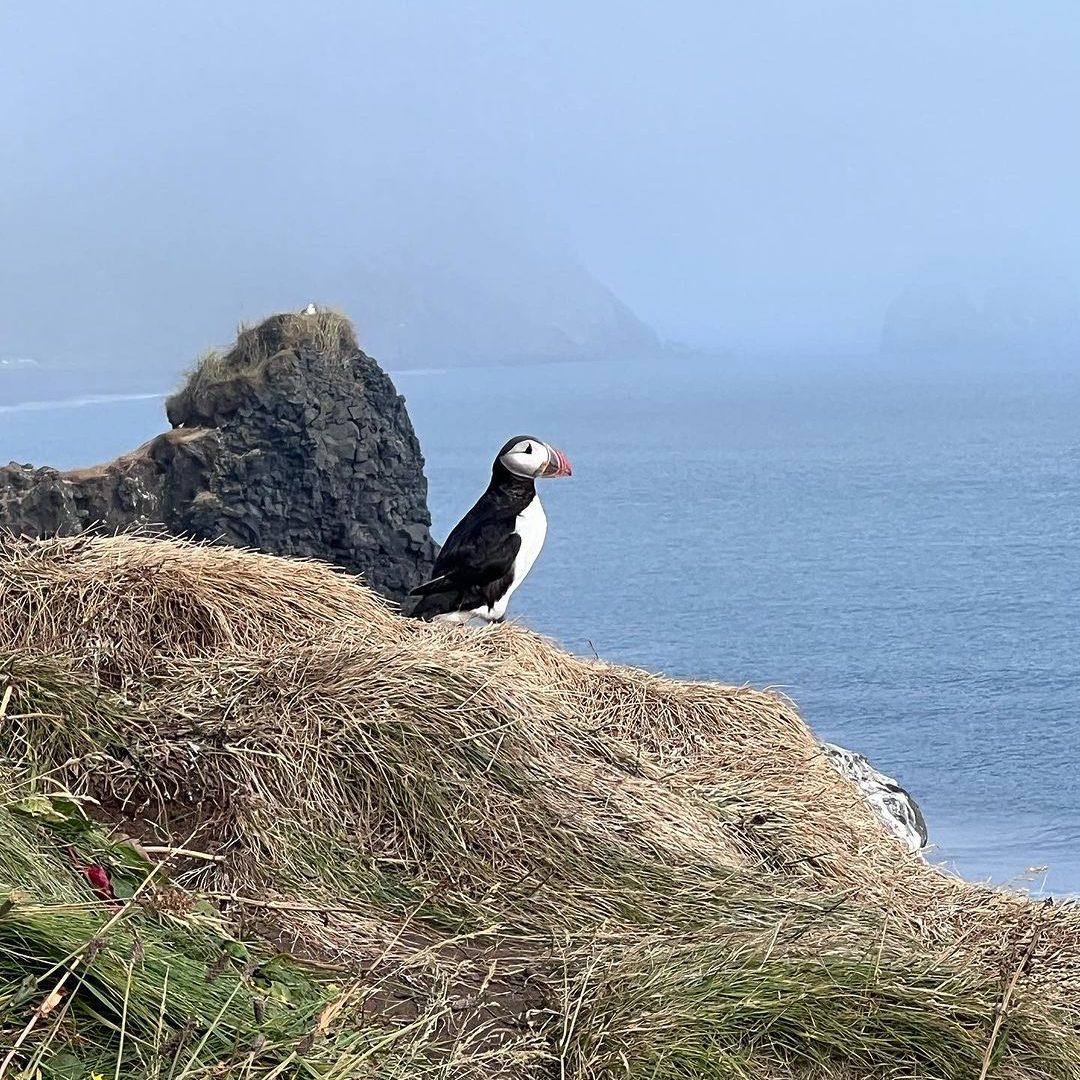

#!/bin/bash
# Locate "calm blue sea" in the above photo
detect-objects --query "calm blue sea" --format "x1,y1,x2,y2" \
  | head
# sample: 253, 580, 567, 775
3, 355, 1079, 895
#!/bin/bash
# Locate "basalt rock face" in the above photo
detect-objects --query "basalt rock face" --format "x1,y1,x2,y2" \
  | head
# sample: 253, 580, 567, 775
0, 313, 438, 599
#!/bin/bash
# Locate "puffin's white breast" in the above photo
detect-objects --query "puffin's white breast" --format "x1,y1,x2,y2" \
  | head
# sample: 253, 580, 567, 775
469, 496, 548, 622
503, 496, 547, 604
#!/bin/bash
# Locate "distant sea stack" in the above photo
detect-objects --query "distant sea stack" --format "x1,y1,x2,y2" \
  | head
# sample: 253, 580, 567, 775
881, 275, 1080, 356
879, 283, 982, 355
0, 311, 437, 598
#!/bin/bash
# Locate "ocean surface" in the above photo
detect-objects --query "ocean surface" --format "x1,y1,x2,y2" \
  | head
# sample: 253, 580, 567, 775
3, 355, 1079, 896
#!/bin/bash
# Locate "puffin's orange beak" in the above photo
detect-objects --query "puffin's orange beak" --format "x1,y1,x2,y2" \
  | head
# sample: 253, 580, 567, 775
542, 445, 572, 478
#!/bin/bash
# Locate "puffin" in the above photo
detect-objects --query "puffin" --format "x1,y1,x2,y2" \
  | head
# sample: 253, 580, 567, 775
409, 435, 572, 623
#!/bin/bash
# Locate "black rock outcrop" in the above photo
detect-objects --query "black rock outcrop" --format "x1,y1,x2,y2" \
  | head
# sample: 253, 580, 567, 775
0, 312, 437, 599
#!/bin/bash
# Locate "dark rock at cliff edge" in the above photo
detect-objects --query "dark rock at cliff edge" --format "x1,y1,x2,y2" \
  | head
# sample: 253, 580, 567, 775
0, 311, 438, 598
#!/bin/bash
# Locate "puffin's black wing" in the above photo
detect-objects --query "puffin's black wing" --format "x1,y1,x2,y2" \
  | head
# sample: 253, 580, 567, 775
408, 503, 522, 618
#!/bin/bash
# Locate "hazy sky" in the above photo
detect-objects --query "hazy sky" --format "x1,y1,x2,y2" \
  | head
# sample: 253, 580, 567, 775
3, 1, 1080, 362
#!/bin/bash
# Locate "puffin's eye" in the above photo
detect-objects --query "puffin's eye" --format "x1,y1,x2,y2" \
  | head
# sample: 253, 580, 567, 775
524, 443, 533, 454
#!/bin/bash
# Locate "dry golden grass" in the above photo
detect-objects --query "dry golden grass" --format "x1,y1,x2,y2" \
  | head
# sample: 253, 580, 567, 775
225, 308, 358, 370
1, 532, 1079, 1077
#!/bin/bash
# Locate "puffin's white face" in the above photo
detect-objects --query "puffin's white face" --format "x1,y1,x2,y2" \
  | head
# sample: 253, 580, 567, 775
497, 436, 573, 480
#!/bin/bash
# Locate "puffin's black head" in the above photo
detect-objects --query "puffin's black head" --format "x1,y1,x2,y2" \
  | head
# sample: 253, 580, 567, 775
494, 435, 573, 480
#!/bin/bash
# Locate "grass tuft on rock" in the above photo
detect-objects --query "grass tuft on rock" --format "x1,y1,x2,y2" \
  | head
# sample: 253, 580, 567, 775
0, 531, 1078, 1078
166, 309, 358, 426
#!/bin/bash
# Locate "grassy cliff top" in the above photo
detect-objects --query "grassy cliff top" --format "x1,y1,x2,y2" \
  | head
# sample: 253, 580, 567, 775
0, 532, 1077, 1078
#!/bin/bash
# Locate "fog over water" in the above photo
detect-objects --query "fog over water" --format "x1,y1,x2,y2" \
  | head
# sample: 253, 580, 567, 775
3, 2, 1080, 371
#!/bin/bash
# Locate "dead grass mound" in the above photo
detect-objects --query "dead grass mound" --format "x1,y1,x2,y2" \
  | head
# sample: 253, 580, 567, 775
1, 533, 1078, 1078
0, 532, 398, 673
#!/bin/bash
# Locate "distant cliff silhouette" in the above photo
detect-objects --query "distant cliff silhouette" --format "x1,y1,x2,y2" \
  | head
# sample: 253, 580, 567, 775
349, 247, 661, 368
0, 240, 663, 395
